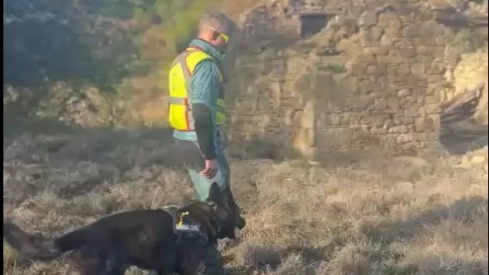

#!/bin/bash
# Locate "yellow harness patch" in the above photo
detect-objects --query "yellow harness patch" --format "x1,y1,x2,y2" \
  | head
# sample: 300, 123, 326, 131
175, 211, 200, 233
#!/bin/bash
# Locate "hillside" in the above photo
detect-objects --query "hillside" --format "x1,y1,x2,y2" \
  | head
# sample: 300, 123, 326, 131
3, 0, 259, 129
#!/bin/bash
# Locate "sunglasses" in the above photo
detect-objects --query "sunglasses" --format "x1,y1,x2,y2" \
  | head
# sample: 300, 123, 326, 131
212, 28, 229, 43
219, 32, 229, 43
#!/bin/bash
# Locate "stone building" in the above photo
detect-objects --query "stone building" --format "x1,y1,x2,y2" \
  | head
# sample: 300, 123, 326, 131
223, 0, 487, 158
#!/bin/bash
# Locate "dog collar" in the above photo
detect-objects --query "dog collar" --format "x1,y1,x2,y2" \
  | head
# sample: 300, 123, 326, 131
175, 211, 200, 233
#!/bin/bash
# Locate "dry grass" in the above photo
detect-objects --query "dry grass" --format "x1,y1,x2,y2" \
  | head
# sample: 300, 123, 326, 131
3, 128, 488, 275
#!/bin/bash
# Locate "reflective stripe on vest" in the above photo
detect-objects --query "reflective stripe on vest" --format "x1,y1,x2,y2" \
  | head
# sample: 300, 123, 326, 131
168, 47, 225, 131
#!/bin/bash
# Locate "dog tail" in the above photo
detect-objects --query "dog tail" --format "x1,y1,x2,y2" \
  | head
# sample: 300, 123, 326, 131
3, 221, 91, 262
3, 221, 61, 261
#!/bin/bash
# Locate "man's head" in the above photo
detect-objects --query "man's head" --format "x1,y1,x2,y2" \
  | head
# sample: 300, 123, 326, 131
197, 11, 236, 53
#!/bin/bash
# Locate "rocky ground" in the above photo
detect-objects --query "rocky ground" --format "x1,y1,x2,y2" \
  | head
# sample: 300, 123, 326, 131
3, 127, 488, 275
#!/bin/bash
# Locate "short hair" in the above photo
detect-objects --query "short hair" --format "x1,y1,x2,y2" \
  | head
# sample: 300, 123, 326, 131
198, 11, 236, 36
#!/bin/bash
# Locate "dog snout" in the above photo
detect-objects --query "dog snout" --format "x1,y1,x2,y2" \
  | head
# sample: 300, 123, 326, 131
236, 216, 246, 230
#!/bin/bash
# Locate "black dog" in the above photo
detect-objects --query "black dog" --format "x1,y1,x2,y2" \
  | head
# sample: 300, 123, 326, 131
3, 182, 245, 275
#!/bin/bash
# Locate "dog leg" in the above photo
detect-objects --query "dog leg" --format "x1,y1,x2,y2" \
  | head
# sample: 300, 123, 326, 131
68, 245, 127, 275
196, 245, 225, 275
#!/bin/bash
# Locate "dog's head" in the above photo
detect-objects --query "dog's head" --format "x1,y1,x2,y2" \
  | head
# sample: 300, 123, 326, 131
209, 183, 246, 240
177, 183, 246, 243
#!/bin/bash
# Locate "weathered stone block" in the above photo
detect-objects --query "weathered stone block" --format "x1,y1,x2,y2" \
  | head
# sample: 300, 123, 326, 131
417, 55, 435, 64
411, 63, 425, 75
380, 34, 395, 46
346, 62, 366, 76
394, 117, 414, 125
374, 114, 391, 123
366, 65, 376, 75
393, 48, 418, 60
412, 87, 427, 97
397, 133, 415, 143
400, 142, 417, 152
387, 75, 406, 84
377, 55, 403, 64
359, 10, 378, 27
378, 12, 398, 24
370, 92, 386, 99
358, 80, 373, 93
396, 65, 411, 77
420, 20, 445, 37
376, 75, 391, 88
317, 128, 353, 149
416, 80, 428, 87
341, 112, 353, 124
370, 26, 385, 41
423, 103, 440, 114
338, 76, 358, 94
349, 112, 363, 125
358, 28, 380, 47
405, 107, 418, 118
286, 57, 306, 74
363, 46, 390, 55
353, 54, 377, 63
398, 89, 411, 97
406, 75, 418, 87
373, 98, 387, 111
366, 64, 387, 75
412, 37, 435, 46
387, 97, 401, 110
400, 97, 416, 109
400, 13, 416, 23
414, 115, 439, 132
416, 45, 438, 55
428, 62, 445, 74
352, 127, 371, 140
285, 109, 302, 126
434, 36, 445, 46
383, 119, 395, 128
392, 38, 414, 48
403, 24, 422, 38
322, 113, 342, 126
345, 95, 374, 110
389, 125, 408, 134
424, 95, 440, 104
370, 127, 388, 135
414, 131, 439, 141
385, 19, 402, 37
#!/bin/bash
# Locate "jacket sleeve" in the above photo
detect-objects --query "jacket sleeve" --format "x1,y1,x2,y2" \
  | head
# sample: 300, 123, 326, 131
189, 59, 220, 160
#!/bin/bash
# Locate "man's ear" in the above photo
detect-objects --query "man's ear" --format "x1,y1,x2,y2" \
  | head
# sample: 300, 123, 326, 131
207, 182, 224, 209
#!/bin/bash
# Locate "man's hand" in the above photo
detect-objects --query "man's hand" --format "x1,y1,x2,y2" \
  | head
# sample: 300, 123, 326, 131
199, 158, 217, 179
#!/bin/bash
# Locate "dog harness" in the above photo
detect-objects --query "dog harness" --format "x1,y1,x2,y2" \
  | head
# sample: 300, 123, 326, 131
162, 206, 201, 237
175, 211, 200, 234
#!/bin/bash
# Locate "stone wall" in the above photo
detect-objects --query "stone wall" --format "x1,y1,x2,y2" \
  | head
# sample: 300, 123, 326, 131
224, 0, 487, 158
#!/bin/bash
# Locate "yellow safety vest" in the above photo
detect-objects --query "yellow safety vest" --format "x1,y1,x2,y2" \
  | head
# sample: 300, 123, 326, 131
168, 46, 226, 131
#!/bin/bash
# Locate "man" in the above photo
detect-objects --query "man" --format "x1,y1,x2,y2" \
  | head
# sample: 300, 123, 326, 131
167, 11, 243, 274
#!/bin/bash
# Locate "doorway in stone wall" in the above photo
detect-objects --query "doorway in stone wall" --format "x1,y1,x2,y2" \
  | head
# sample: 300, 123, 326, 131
300, 13, 328, 38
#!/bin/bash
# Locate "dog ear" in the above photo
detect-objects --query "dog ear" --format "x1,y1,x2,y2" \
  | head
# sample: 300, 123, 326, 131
221, 188, 236, 209
207, 182, 224, 209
